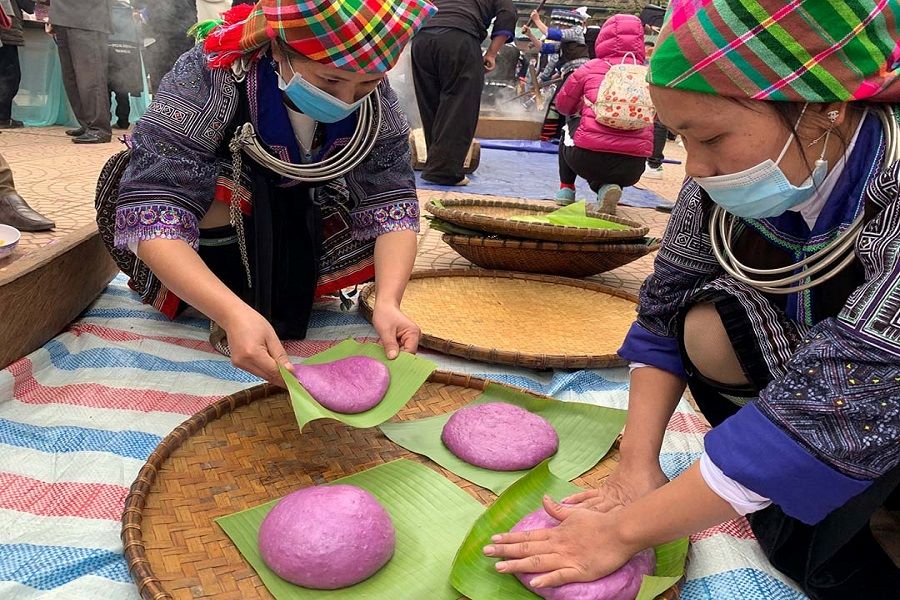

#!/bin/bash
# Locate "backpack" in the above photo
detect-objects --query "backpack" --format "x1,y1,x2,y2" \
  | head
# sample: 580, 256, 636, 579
586, 53, 655, 131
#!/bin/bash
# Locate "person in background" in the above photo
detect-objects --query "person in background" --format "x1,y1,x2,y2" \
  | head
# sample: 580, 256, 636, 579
643, 35, 667, 180
49, 0, 113, 143
487, 1, 900, 597
134, 0, 197, 93
108, 0, 143, 129
525, 7, 590, 142
552, 14, 651, 213
0, 152, 54, 231
0, 0, 33, 129
411, 0, 517, 186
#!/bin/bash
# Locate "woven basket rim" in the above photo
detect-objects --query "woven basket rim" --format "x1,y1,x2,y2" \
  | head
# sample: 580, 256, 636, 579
120, 374, 684, 599
441, 233, 661, 253
360, 270, 638, 370
425, 198, 650, 243
122, 372, 542, 600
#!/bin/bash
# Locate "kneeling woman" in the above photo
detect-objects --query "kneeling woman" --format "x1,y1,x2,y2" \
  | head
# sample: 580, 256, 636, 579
486, 1, 899, 598
96, 0, 436, 384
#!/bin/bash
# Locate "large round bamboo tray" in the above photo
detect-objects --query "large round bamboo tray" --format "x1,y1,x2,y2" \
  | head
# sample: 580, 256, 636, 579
442, 233, 661, 278
360, 270, 637, 370
425, 198, 649, 243
122, 373, 683, 600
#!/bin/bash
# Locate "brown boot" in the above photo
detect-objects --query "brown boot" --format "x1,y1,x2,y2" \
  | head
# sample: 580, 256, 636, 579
0, 193, 55, 231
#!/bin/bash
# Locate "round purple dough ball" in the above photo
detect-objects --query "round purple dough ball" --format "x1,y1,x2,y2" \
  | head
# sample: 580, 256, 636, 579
510, 509, 656, 600
258, 485, 395, 589
441, 402, 559, 471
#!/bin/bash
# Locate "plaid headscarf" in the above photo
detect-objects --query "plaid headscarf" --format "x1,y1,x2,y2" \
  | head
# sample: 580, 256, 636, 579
204, 0, 437, 73
649, 0, 900, 102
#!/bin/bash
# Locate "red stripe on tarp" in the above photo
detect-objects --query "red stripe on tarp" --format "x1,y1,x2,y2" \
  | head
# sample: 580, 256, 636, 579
0, 473, 127, 521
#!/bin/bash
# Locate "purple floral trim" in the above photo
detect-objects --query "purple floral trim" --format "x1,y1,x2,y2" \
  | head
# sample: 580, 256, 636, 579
351, 201, 420, 241
113, 204, 200, 250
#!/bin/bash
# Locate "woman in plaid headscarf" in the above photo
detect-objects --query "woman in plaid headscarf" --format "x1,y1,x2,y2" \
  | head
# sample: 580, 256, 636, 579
488, 2, 900, 598
95, 0, 436, 385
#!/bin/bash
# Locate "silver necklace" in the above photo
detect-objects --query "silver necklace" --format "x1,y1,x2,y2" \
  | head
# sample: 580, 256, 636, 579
708, 105, 899, 295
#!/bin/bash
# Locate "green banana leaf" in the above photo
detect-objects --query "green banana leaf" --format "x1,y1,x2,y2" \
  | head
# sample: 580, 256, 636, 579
379, 383, 627, 494
216, 459, 484, 600
450, 462, 690, 600
509, 200, 630, 230
279, 339, 437, 430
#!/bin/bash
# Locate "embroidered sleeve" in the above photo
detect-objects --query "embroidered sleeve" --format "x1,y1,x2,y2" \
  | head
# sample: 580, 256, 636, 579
115, 45, 239, 251
705, 161, 900, 524
345, 81, 419, 241
618, 181, 722, 375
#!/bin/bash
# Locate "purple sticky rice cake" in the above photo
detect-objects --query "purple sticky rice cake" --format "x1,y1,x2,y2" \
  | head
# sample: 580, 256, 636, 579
441, 402, 559, 471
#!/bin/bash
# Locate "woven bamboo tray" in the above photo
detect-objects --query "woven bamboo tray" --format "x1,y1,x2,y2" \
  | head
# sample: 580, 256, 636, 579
360, 270, 637, 370
122, 373, 683, 600
425, 198, 649, 243
442, 233, 661, 278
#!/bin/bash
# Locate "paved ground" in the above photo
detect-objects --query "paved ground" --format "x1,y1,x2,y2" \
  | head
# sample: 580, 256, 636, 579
0, 125, 686, 293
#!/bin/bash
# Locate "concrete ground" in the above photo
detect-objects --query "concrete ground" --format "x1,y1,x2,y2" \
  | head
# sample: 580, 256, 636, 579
0, 125, 687, 293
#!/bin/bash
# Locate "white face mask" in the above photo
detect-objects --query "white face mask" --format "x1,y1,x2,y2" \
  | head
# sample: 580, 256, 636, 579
695, 104, 831, 219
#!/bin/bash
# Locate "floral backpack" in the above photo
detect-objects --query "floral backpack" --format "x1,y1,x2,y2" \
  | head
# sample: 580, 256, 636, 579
586, 53, 655, 131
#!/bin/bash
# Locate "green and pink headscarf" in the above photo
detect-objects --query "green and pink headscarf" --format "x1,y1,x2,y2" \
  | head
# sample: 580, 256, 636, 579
203, 0, 436, 73
649, 0, 900, 102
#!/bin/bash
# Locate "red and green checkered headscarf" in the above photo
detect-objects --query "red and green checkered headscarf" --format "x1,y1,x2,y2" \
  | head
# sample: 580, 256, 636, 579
204, 0, 437, 73
649, 0, 900, 102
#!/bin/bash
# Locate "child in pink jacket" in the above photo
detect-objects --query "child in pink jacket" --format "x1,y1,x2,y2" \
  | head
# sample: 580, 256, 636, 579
553, 14, 652, 213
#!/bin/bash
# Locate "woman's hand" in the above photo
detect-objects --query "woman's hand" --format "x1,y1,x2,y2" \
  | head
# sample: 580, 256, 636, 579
485, 496, 642, 589
561, 463, 669, 513
372, 303, 420, 359
221, 306, 292, 386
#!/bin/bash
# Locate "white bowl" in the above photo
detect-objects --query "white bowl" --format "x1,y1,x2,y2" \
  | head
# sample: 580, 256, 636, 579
0, 224, 21, 259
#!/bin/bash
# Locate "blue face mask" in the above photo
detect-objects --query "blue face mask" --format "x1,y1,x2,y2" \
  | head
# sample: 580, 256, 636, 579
277, 61, 369, 124
695, 106, 830, 219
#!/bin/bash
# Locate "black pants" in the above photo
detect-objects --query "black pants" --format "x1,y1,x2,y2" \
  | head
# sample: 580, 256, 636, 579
411, 28, 484, 185
558, 135, 646, 192
677, 291, 900, 600
647, 119, 668, 168
111, 90, 130, 126
0, 45, 21, 122
56, 26, 111, 137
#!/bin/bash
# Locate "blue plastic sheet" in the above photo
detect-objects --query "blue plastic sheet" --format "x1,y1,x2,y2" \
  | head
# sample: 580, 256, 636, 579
476, 138, 682, 165
416, 147, 673, 209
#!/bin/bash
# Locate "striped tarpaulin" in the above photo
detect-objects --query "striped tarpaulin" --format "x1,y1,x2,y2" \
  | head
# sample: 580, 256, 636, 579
0, 275, 807, 599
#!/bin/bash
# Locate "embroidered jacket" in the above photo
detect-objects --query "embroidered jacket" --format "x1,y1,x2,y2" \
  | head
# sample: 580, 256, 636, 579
111, 45, 419, 315
619, 110, 900, 524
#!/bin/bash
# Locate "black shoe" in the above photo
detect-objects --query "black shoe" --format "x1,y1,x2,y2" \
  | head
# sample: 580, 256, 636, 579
114, 120, 130, 130
0, 119, 24, 129
66, 127, 86, 136
73, 132, 112, 144
0, 193, 55, 231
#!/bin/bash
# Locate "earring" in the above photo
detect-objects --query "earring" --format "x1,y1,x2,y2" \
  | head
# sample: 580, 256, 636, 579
808, 109, 840, 147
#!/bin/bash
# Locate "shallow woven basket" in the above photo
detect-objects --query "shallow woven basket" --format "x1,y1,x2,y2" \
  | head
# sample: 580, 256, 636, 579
442, 233, 661, 278
122, 373, 683, 600
360, 270, 637, 370
425, 198, 649, 243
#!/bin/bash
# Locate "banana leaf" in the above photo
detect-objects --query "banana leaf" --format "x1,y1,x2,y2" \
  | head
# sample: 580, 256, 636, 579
379, 383, 627, 494
450, 462, 690, 600
279, 339, 437, 430
509, 200, 630, 230
217, 459, 484, 600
